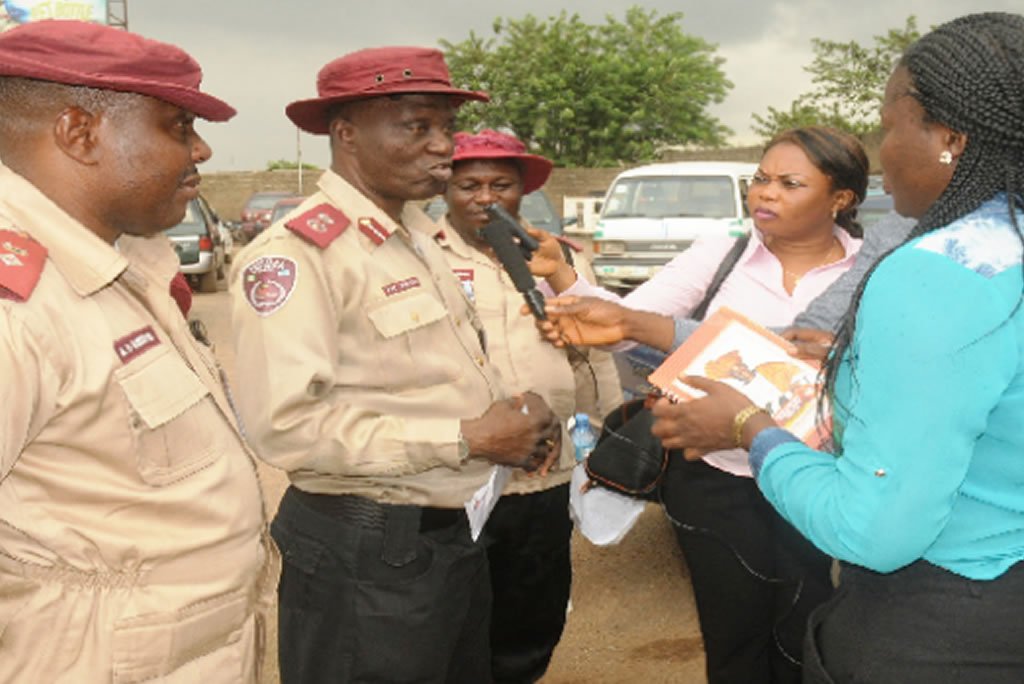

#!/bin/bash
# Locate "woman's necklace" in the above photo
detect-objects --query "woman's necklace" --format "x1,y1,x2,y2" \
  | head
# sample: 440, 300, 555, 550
781, 239, 843, 285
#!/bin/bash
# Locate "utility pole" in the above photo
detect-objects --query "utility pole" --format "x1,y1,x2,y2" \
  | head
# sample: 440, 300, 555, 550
107, 0, 128, 29
296, 127, 304, 194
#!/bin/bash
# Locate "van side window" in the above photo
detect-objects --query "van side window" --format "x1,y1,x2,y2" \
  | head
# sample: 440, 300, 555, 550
738, 178, 751, 218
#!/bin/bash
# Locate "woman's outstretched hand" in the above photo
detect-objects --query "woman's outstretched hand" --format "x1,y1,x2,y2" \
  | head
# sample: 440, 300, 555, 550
533, 295, 631, 347
650, 377, 776, 455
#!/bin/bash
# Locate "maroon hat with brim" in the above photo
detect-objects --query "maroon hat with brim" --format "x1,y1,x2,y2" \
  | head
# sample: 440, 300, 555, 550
0, 20, 235, 122
453, 129, 553, 194
286, 46, 488, 135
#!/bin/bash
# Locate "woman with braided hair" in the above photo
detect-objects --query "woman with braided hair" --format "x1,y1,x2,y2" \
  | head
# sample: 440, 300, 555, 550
645, 12, 1024, 682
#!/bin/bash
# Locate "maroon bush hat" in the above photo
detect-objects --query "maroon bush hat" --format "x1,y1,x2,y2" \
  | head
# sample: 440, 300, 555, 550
0, 20, 235, 121
453, 130, 553, 194
286, 46, 488, 135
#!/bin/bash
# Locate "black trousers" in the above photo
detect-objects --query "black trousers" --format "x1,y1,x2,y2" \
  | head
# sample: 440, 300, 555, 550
804, 560, 1024, 684
483, 483, 573, 684
271, 487, 493, 683
661, 457, 834, 684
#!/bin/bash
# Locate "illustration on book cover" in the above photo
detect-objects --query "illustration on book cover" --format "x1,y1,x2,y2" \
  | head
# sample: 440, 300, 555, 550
648, 307, 828, 447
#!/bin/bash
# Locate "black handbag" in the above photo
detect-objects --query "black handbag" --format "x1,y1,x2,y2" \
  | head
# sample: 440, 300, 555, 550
584, 397, 668, 499
584, 234, 751, 499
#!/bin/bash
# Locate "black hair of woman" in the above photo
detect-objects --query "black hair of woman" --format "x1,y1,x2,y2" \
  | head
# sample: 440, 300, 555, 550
824, 11, 1024, 420
766, 126, 869, 239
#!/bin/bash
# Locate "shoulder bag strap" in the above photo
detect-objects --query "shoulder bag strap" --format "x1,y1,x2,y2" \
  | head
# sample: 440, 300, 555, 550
689, 233, 751, 322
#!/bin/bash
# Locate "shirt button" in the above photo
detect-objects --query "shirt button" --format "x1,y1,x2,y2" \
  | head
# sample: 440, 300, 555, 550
476, 356, 485, 367
411, 313, 420, 323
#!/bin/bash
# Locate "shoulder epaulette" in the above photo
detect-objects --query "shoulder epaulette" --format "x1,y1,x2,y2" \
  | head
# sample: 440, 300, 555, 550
285, 203, 350, 248
555, 235, 583, 253
357, 217, 392, 246
0, 229, 47, 302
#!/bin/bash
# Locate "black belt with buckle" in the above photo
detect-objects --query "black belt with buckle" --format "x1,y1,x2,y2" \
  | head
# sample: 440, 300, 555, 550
292, 489, 462, 533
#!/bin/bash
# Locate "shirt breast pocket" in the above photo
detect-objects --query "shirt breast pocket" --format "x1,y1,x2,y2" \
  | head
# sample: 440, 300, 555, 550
114, 347, 220, 486
365, 291, 458, 387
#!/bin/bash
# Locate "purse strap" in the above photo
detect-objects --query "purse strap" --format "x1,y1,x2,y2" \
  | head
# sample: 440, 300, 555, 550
689, 233, 751, 322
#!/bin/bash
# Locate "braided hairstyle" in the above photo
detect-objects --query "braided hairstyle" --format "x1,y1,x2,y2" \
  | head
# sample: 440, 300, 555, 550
765, 126, 869, 238
824, 12, 1024, 429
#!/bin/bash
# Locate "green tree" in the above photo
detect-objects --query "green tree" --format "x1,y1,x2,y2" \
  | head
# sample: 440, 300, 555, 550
265, 159, 319, 171
752, 16, 921, 140
442, 7, 732, 167
751, 99, 855, 140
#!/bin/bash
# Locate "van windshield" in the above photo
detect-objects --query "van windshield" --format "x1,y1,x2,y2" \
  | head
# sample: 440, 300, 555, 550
601, 176, 736, 220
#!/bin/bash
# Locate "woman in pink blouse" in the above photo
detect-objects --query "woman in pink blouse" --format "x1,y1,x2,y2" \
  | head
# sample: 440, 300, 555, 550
541, 127, 868, 684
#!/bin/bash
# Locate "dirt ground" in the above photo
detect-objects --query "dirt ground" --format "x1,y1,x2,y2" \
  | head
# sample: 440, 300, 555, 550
192, 289, 707, 683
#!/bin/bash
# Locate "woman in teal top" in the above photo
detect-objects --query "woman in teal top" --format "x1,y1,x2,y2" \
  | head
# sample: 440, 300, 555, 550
648, 12, 1024, 683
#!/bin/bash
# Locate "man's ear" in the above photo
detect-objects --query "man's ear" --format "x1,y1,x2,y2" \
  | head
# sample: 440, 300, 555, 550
52, 106, 101, 165
329, 116, 357, 153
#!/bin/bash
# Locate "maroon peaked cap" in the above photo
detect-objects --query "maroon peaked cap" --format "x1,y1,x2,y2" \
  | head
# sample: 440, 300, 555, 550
0, 20, 235, 121
453, 129, 553, 194
286, 46, 488, 135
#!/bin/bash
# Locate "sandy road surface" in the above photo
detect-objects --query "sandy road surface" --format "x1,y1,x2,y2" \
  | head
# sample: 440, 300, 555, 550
191, 289, 705, 683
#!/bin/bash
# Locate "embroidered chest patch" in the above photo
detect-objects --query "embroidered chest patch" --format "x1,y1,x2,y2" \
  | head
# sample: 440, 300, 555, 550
242, 255, 298, 316
382, 277, 421, 297
114, 326, 161, 363
452, 268, 475, 301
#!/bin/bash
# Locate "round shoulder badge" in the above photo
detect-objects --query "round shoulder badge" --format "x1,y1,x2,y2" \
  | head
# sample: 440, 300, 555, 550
242, 255, 298, 316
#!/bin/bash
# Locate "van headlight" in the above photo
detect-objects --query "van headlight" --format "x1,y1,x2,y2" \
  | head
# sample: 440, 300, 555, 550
595, 240, 625, 255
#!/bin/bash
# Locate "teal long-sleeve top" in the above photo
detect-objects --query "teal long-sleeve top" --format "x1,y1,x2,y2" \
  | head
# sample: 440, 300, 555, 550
749, 196, 1024, 580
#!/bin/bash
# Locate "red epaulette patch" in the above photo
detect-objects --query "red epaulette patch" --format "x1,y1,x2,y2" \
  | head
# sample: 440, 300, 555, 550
555, 235, 583, 253
357, 217, 391, 246
285, 203, 350, 248
0, 230, 47, 302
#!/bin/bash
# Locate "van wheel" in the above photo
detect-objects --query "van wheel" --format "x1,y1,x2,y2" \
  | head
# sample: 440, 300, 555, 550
198, 270, 218, 293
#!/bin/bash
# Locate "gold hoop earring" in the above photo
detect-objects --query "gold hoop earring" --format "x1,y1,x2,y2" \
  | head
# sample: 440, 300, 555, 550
939, 150, 953, 165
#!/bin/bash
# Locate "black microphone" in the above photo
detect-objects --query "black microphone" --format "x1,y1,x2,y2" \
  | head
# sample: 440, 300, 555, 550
484, 204, 539, 257
480, 218, 547, 320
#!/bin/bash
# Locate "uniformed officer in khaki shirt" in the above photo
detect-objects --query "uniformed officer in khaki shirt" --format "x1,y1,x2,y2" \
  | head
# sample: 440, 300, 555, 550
230, 47, 561, 684
0, 21, 272, 683
426, 129, 623, 682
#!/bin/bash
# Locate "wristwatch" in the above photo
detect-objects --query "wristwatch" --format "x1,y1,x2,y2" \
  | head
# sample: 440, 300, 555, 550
457, 432, 472, 465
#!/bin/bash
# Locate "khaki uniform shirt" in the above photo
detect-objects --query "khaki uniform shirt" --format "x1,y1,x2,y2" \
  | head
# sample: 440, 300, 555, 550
569, 258, 624, 422
230, 171, 506, 508
0, 166, 272, 683
427, 217, 623, 493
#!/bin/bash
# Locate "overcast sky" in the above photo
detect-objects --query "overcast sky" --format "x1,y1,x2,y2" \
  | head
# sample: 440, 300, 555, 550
128, 0, 1016, 172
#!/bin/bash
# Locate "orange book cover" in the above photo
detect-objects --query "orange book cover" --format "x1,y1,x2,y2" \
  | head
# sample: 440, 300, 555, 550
647, 307, 830, 448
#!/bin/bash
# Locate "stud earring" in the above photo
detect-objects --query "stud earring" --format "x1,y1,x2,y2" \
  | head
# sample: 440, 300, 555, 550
939, 150, 953, 165
831, 209, 837, 220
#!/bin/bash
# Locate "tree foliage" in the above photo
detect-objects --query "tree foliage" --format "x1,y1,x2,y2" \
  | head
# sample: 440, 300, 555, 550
266, 159, 320, 171
752, 16, 921, 140
442, 7, 732, 167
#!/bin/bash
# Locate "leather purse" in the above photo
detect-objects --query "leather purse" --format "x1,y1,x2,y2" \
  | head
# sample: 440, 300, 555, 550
584, 397, 668, 500
584, 234, 752, 499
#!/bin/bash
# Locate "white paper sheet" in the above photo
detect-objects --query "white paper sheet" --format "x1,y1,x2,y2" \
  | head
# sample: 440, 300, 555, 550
465, 465, 511, 541
568, 463, 646, 546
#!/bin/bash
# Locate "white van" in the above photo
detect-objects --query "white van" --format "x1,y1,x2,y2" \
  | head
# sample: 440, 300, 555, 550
591, 161, 757, 291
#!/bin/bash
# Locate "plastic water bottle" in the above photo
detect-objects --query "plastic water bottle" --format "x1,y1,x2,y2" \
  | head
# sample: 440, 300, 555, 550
570, 413, 598, 462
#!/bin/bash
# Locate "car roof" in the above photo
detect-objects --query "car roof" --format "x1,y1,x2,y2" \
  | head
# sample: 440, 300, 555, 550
614, 161, 759, 178
860, 193, 894, 210
248, 190, 294, 198
273, 196, 305, 207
